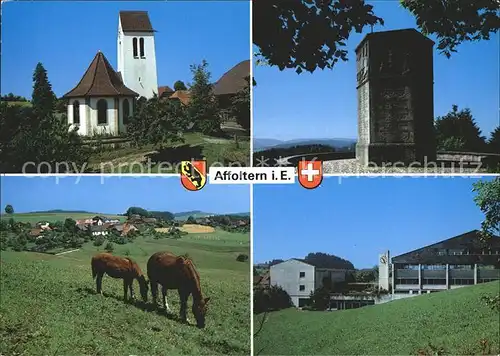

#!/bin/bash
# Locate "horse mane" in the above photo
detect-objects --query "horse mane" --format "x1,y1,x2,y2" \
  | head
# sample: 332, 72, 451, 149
178, 256, 202, 300
126, 257, 144, 278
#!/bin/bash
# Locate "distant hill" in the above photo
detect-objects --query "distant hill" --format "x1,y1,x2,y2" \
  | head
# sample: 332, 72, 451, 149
254, 138, 357, 152
1, 210, 250, 223
174, 211, 250, 221
28, 209, 114, 215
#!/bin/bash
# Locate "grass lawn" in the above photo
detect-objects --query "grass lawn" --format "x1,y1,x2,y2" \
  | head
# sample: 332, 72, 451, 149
90, 132, 250, 173
5, 101, 32, 107
0, 229, 250, 355
254, 282, 500, 355
0, 212, 125, 224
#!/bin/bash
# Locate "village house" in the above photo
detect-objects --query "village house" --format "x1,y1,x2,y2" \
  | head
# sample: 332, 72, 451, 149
35, 221, 51, 230
90, 225, 109, 237
113, 222, 138, 236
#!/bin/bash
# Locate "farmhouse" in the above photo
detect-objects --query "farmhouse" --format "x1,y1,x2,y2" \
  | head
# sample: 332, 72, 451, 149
113, 223, 138, 236
90, 225, 109, 237
64, 11, 250, 136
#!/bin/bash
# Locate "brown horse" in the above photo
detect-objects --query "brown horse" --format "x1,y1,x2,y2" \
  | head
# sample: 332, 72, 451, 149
147, 251, 210, 328
91, 253, 149, 302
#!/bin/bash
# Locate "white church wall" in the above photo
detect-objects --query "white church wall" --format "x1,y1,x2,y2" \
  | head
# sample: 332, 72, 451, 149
118, 97, 133, 134
67, 98, 88, 136
89, 97, 118, 136
117, 29, 158, 99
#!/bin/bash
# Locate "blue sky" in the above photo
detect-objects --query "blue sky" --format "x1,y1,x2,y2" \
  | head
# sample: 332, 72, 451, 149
253, 176, 494, 268
0, 176, 250, 215
1, 1, 250, 99
253, 2, 499, 141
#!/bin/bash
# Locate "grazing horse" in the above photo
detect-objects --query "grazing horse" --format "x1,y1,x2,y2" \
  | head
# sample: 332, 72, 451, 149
147, 251, 210, 328
91, 253, 149, 302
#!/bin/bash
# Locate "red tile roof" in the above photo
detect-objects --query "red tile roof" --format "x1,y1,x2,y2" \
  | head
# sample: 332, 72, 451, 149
169, 90, 191, 105
63, 52, 139, 98
158, 86, 174, 98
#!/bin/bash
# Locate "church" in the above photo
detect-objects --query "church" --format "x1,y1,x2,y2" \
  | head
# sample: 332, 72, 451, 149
63, 11, 249, 136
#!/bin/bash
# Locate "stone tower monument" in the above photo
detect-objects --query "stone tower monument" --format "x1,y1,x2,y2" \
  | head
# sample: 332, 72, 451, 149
378, 250, 390, 291
356, 29, 436, 166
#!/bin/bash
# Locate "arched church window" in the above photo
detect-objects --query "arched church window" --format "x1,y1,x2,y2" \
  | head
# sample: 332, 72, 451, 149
139, 38, 145, 58
133, 37, 138, 58
73, 100, 80, 124
97, 99, 108, 125
123, 99, 130, 124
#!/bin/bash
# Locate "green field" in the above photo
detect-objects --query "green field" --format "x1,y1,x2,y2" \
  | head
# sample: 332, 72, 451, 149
0, 212, 124, 224
0, 230, 250, 355
255, 282, 500, 355
91, 132, 250, 173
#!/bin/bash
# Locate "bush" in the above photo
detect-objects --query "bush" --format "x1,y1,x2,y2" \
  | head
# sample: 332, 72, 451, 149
309, 286, 331, 310
481, 294, 500, 312
93, 236, 105, 246
236, 254, 249, 262
254, 285, 293, 314
104, 242, 114, 252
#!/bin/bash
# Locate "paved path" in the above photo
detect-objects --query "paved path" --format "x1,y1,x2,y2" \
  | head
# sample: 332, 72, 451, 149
55, 249, 80, 256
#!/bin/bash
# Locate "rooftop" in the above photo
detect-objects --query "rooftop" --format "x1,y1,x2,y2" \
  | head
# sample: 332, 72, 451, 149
119, 11, 155, 33
63, 52, 139, 98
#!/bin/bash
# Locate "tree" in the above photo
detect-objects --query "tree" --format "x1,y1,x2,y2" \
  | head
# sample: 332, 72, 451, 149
174, 80, 187, 91
473, 177, 500, 240
125, 207, 150, 217
304, 252, 355, 270
0, 64, 88, 173
253, 0, 383, 74
253, 0, 499, 73
401, 0, 500, 58
187, 60, 221, 135
488, 126, 500, 154
435, 105, 487, 152
228, 76, 252, 133
32, 62, 56, 118
127, 95, 187, 149
64, 218, 77, 233
4, 205, 14, 215
186, 216, 196, 224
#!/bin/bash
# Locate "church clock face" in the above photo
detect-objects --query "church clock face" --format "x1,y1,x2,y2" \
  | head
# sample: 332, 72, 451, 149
380, 255, 387, 264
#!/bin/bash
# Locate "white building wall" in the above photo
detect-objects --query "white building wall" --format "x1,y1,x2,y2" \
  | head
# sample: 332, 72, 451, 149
270, 260, 315, 307
118, 97, 133, 134
88, 97, 118, 136
67, 98, 89, 136
117, 24, 158, 99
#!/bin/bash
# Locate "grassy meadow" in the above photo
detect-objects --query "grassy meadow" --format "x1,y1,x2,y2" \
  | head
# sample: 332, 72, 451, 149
90, 132, 250, 173
0, 229, 250, 355
254, 282, 500, 355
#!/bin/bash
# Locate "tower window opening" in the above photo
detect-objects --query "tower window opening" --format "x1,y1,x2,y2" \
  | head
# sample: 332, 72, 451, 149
139, 38, 145, 58
133, 37, 138, 58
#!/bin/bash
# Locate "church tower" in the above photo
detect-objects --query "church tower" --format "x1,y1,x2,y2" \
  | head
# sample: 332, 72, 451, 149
117, 11, 158, 99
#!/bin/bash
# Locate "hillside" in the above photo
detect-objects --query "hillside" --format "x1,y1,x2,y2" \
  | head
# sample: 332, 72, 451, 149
174, 211, 250, 221
253, 138, 356, 151
255, 282, 500, 355
0, 229, 250, 355
0, 212, 125, 223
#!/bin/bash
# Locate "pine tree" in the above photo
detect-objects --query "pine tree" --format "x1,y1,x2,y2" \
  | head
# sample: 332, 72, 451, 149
187, 60, 220, 135
488, 126, 500, 154
32, 62, 56, 118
